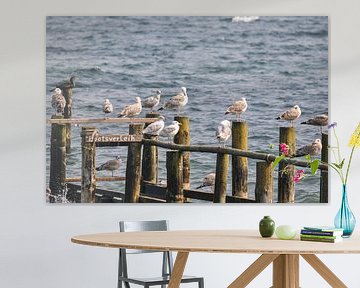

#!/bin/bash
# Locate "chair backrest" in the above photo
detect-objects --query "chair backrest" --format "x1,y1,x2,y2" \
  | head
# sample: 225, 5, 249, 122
118, 220, 173, 283
119, 220, 169, 254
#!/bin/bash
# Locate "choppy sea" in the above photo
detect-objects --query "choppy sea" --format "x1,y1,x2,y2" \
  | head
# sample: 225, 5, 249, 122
46, 16, 328, 203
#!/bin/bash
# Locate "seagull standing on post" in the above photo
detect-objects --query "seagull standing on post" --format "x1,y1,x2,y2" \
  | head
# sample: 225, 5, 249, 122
276, 105, 302, 127
158, 87, 188, 115
301, 113, 328, 133
142, 116, 165, 136
225, 97, 248, 121
51, 88, 66, 115
161, 120, 182, 143
216, 120, 232, 147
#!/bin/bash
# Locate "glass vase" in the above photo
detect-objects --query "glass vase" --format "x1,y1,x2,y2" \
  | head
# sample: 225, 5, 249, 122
334, 185, 356, 237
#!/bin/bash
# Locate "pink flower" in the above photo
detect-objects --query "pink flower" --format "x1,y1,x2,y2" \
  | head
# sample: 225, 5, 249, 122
294, 169, 305, 183
279, 143, 289, 156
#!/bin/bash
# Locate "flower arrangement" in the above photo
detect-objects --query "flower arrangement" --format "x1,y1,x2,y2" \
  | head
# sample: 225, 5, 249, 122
327, 122, 360, 186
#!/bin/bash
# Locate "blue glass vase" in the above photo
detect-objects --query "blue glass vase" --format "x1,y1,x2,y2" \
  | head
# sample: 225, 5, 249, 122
334, 185, 356, 237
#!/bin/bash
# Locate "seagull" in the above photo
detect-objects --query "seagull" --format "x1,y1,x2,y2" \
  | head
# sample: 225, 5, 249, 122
96, 156, 121, 177
296, 139, 322, 157
276, 105, 302, 127
117, 97, 142, 118
51, 88, 66, 115
225, 97, 248, 121
142, 116, 165, 136
161, 120, 182, 143
196, 173, 216, 192
301, 113, 328, 133
216, 120, 232, 147
158, 87, 188, 114
102, 99, 113, 117
143, 90, 162, 111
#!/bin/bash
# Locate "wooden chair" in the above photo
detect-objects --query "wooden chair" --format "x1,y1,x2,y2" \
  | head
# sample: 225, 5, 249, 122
118, 220, 204, 288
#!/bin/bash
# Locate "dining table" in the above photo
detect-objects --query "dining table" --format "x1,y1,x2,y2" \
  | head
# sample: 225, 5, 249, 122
71, 229, 360, 288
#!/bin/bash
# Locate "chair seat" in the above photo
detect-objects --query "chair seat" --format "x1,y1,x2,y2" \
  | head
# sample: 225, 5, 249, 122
119, 274, 203, 286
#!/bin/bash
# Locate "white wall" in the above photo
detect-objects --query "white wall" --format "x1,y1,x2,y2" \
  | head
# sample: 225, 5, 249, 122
1, 0, 360, 287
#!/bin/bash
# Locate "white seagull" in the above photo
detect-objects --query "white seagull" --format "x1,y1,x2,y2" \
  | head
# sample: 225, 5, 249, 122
159, 87, 188, 114
96, 156, 122, 177
161, 120, 182, 143
117, 97, 142, 118
225, 97, 248, 121
276, 105, 302, 127
102, 99, 113, 117
143, 90, 162, 111
196, 172, 216, 192
301, 113, 328, 133
216, 120, 232, 146
296, 139, 322, 157
143, 116, 165, 136
51, 88, 66, 115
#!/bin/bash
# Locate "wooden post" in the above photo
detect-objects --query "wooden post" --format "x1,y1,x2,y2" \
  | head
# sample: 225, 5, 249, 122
174, 116, 191, 189
49, 115, 66, 202
255, 162, 273, 203
214, 153, 229, 203
142, 113, 160, 185
320, 133, 328, 203
166, 151, 184, 203
278, 127, 296, 203
125, 123, 143, 203
63, 87, 73, 153
232, 121, 248, 198
81, 126, 97, 203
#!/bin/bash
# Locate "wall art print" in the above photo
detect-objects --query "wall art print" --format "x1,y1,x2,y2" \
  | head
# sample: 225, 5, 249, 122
46, 16, 328, 204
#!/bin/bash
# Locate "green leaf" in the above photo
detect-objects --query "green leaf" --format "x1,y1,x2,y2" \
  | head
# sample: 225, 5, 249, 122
272, 155, 285, 170
305, 154, 311, 163
339, 158, 345, 169
311, 159, 320, 175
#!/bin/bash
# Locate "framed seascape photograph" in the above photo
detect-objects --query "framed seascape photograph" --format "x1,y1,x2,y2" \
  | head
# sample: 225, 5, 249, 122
46, 16, 328, 204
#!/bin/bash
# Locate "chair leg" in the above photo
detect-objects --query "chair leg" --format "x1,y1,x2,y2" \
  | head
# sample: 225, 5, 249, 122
199, 278, 204, 288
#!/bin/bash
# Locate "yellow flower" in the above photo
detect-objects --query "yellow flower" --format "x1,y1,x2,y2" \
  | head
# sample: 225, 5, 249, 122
349, 122, 360, 147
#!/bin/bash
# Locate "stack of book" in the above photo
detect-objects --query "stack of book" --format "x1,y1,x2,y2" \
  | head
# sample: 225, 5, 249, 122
300, 226, 344, 243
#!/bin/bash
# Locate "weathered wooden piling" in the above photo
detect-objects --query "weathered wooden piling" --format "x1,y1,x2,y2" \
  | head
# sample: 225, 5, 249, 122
232, 121, 248, 198
214, 153, 229, 203
320, 133, 328, 203
278, 127, 296, 203
49, 115, 66, 202
125, 123, 144, 203
255, 162, 273, 203
81, 126, 97, 203
63, 87, 73, 153
174, 116, 191, 189
166, 151, 184, 203
142, 113, 160, 185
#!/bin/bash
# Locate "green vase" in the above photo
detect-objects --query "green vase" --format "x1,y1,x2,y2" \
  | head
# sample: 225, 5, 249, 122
259, 216, 275, 237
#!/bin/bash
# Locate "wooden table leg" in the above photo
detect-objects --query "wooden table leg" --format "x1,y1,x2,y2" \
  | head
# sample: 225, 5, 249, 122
168, 252, 189, 288
301, 254, 347, 288
272, 254, 299, 288
228, 254, 279, 288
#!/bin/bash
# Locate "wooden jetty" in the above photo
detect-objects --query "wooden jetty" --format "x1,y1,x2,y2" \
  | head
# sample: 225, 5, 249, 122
47, 115, 328, 204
